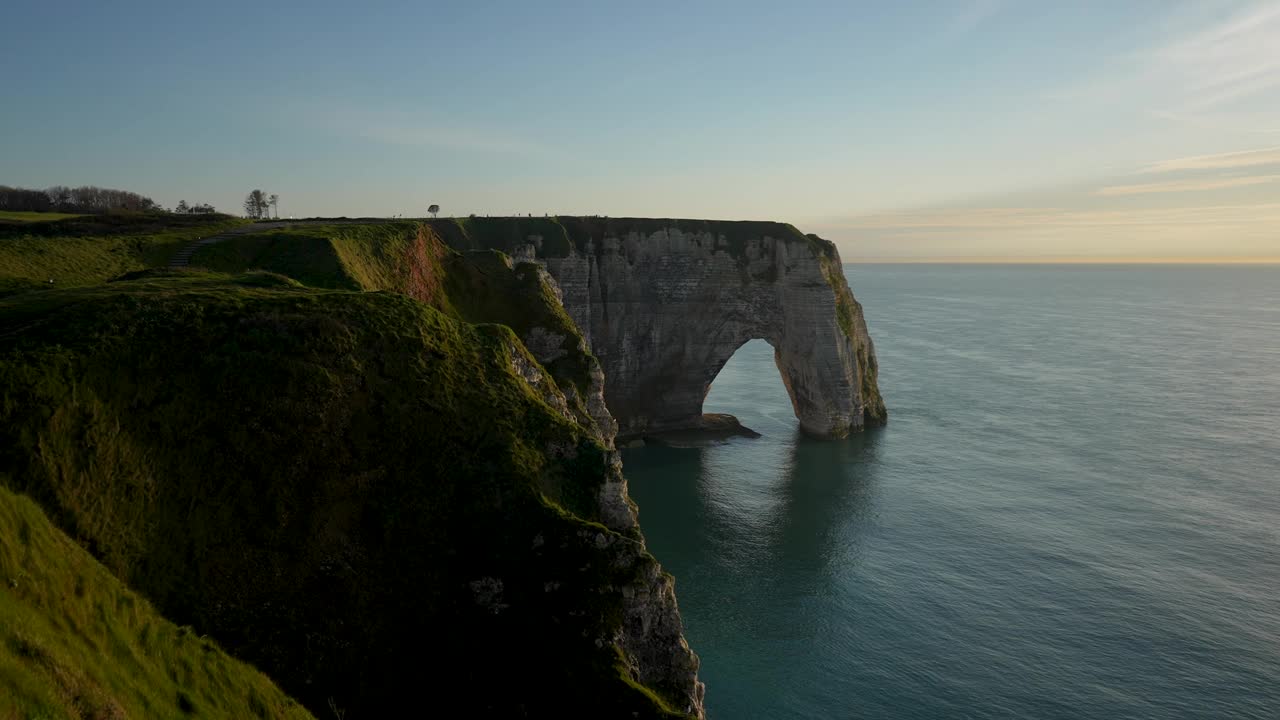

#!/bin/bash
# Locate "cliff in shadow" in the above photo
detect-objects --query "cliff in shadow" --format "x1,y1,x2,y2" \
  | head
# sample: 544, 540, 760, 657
0, 262, 702, 717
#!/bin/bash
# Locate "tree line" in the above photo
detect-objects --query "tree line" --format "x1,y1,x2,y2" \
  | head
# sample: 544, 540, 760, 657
0, 184, 161, 213
243, 189, 279, 219
175, 200, 217, 214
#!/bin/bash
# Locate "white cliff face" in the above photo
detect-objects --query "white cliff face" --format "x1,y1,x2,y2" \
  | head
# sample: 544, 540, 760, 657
510, 263, 621, 445
506, 310, 705, 716
433, 218, 885, 720
524, 224, 886, 440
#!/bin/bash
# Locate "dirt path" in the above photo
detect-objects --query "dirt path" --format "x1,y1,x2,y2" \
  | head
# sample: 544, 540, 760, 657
168, 222, 292, 268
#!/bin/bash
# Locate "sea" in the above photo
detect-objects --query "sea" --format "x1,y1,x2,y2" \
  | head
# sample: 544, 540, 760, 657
624, 264, 1280, 720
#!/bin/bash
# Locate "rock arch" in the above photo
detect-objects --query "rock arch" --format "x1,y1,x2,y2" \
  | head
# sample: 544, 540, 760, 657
436, 218, 886, 440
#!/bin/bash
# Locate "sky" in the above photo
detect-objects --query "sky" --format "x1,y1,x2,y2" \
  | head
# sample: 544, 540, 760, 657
2, 0, 1278, 260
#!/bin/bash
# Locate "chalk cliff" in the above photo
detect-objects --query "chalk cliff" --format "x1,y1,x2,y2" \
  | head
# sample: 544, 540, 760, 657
0, 216, 885, 718
0, 255, 705, 718
435, 217, 886, 440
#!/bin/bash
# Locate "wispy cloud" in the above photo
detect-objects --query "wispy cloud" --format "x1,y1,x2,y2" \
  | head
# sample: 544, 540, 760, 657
1097, 174, 1280, 195
302, 105, 552, 156
835, 203, 1280, 230
1046, 1, 1280, 132
821, 202, 1280, 258
1148, 109, 1280, 135
1140, 145, 1280, 173
1151, 1, 1280, 112
356, 123, 549, 155
946, 0, 1003, 36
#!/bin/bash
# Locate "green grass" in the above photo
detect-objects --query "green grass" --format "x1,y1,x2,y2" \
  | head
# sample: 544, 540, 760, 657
0, 270, 695, 718
0, 211, 85, 224
186, 215, 886, 435
0, 485, 313, 720
428, 215, 817, 259
0, 213, 247, 296
191, 222, 609, 437
190, 226, 366, 290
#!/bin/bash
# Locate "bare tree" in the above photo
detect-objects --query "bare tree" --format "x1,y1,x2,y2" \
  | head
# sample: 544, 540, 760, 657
176, 200, 190, 214
244, 189, 269, 219
46, 186, 72, 210
269, 194, 279, 219
428, 203, 440, 219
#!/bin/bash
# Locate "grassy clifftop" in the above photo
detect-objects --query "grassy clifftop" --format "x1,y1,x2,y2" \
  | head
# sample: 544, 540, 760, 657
191, 222, 608, 437
432, 215, 818, 259
0, 270, 692, 718
0, 213, 247, 296
0, 484, 311, 719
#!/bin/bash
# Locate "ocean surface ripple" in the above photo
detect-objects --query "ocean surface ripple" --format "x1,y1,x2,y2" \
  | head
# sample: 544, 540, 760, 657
625, 265, 1280, 719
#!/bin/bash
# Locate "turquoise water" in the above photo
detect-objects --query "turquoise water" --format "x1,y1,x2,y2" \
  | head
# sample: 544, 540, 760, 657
624, 265, 1280, 719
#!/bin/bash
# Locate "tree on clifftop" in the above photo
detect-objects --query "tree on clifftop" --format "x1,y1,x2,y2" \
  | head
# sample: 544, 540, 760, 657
244, 189, 269, 219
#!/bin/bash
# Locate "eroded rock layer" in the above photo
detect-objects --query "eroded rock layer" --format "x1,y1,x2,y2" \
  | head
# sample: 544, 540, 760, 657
435, 218, 887, 440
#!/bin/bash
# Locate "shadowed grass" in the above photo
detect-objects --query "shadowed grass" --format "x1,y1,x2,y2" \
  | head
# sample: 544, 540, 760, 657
0, 269, 695, 719
0, 485, 312, 720
0, 211, 85, 224
190, 223, 607, 433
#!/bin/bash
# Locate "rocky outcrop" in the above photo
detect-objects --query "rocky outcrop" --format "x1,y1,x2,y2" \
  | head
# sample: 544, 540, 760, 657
436, 217, 886, 440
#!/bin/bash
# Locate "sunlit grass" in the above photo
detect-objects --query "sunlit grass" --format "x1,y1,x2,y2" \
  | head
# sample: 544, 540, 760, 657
0, 485, 313, 719
0, 213, 247, 295
0, 211, 85, 223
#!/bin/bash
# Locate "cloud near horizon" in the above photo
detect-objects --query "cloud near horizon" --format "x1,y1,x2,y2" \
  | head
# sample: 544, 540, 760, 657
1139, 145, 1280, 173
1096, 174, 1280, 195
825, 134, 1280, 258
824, 202, 1280, 259
836, 203, 1280, 230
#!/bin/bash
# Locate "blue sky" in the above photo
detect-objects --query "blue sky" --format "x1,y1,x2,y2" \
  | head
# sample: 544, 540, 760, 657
3, 0, 1278, 259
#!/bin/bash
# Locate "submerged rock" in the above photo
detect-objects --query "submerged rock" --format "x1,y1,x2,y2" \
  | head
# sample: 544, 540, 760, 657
640, 413, 764, 448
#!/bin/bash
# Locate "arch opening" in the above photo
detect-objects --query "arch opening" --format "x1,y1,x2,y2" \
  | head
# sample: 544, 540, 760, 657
703, 338, 801, 438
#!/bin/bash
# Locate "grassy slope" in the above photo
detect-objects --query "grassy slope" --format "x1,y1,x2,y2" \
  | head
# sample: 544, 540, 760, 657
0, 270, 689, 718
0, 211, 85, 224
192, 223, 604, 427
0, 213, 247, 296
188, 225, 366, 291
0, 485, 312, 720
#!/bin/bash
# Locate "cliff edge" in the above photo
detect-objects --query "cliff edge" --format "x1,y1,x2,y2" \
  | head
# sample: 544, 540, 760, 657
0, 262, 703, 718
433, 217, 887, 440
